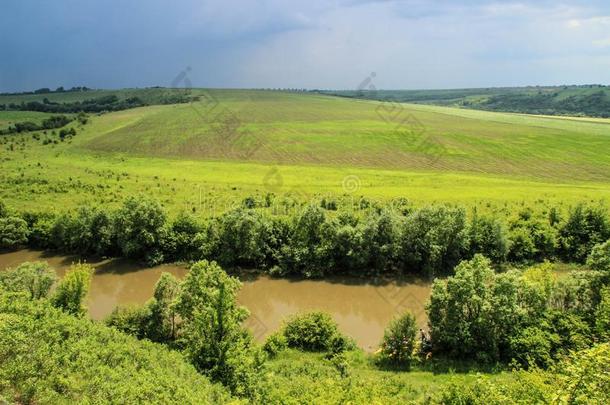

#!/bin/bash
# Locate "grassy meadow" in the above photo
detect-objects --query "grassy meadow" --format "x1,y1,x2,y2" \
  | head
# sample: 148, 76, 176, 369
1, 89, 609, 216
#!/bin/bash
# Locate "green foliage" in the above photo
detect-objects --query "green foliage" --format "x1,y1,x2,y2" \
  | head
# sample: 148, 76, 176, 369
281, 312, 345, 352
207, 208, 275, 269
552, 270, 606, 325
0, 216, 28, 249
427, 255, 525, 362
277, 205, 328, 278
148, 272, 181, 342
263, 332, 288, 358
467, 212, 509, 263
587, 239, 610, 274
176, 260, 262, 398
164, 211, 204, 261
432, 343, 610, 404
0, 261, 56, 300
0, 200, 7, 218
114, 196, 168, 265
595, 287, 610, 341
50, 206, 115, 256
0, 291, 232, 404
554, 343, 610, 404
559, 203, 610, 263
399, 206, 468, 276
379, 312, 418, 368
50, 263, 92, 317
104, 304, 152, 340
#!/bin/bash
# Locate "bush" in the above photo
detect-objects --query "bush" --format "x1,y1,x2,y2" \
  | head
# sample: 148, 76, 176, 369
51, 263, 93, 317
0, 216, 28, 249
587, 239, 610, 274
105, 304, 152, 339
0, 261, 56, 299
282, 312, 343, 352
379, 312, 418, 368
263, 332, 287, 357
595, 287, 610, 341
509, 325, 557, 368
0, 291, 232, 404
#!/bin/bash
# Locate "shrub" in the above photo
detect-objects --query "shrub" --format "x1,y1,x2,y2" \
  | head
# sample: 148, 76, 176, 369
164, 212, 204, 261
282, 312, 343, 352
23, 212, 55, 249
263, 332, 287, 357
0, 291, 232, 404
379, 312, 418, 368
0, 261, 56, 299
105, 304, 152, 339
587, 239, 610, 274
509, 325, 557, 368
594, 287, 610, 341
211, 209, 275, 269
51, 263, 93, 317
0, 216, 28, 249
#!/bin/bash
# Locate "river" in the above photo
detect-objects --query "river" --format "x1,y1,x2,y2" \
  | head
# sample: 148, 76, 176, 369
0, 249, 433, 351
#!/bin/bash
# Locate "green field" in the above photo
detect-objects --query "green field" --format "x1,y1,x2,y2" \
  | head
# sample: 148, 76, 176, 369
1, 89, 610, 215
0, 111, 55, 130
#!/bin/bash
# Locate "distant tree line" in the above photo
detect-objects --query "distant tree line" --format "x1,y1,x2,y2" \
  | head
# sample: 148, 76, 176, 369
0, 93, 195, 114
1, 196, 608, 276
0, 114, 83, 135
0, 95, 145, 114
0, 86, 92, 96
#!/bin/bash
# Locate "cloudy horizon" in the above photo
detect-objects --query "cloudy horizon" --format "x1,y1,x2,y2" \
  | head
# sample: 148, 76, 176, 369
2, 0, 610, 92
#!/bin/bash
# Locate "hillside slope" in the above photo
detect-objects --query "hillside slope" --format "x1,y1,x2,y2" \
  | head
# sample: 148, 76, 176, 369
74, 90, 610, 182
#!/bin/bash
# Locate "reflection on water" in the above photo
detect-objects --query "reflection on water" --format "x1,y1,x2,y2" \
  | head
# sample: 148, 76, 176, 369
0, 249, 432, 351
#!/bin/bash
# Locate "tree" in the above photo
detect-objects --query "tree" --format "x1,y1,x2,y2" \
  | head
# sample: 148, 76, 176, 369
176, 260, 262, 397
467, 213, 509, 263
51, 263, 92, 317
148, 272, 181, 342
0, 261, 56, 300
559, 204, 609, 263
0, 216, 28, 249
399, 206, 468, 277
379, 312, 418, 368
426, 255, 524, 362
113, 196, 168, 265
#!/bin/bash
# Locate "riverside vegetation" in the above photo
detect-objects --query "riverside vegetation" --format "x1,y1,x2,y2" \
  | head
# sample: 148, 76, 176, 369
1, 88, 610, 403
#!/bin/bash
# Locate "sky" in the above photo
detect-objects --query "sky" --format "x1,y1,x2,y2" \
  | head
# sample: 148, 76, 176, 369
1, 0, 610, 92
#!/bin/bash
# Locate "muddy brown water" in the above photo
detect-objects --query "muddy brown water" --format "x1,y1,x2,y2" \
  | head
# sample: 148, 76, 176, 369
0, 249, 433, 351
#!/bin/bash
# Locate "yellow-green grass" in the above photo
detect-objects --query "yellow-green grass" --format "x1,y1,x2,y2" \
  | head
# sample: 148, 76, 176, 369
265, 349, 517, 403
1, 90, 609, 215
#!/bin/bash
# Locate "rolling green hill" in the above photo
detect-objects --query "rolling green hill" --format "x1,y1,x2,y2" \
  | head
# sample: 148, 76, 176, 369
1, 89, 610, 213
